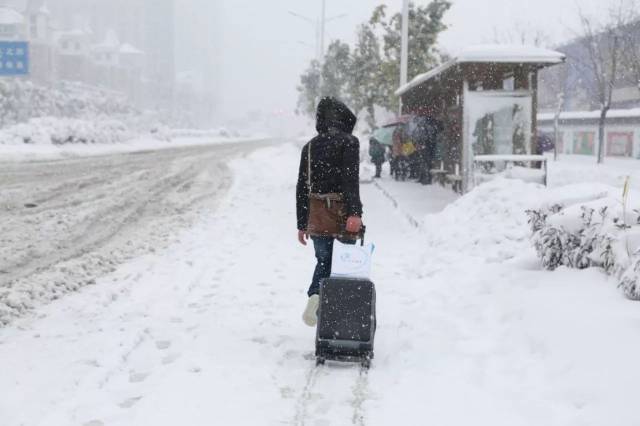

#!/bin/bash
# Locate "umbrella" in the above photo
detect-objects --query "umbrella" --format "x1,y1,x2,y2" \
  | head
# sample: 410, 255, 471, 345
371, 126, 396, 147
372, 116, 412, 147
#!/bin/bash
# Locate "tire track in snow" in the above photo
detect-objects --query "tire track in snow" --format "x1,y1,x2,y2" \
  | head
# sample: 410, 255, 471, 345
351, 366, 369, 426
293, 363, 323, 426
292, 361, 370, 426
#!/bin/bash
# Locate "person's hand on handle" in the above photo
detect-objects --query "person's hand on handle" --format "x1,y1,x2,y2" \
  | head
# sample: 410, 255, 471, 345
298, 230, 309, 246
346, 216, 362, 234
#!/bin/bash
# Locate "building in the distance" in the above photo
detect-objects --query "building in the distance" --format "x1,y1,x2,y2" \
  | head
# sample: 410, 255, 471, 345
538, 109, 640, 159
0, 0, 176, 110
85, 0, 175, 108
0, 6, 25, 40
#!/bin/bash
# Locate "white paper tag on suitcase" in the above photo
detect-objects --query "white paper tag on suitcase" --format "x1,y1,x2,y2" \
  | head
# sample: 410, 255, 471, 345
331, 241, 374, 279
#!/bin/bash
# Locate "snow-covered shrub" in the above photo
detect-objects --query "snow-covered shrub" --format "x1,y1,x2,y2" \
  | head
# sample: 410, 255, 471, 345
0, 79, 136, 127
0, 79, 183, 145
620, 257, 640, 300
527, 192, 640, 300
0, 117, 134, 145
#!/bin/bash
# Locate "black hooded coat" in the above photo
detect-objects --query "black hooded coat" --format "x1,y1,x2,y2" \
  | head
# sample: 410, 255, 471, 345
296, 98, 363, 231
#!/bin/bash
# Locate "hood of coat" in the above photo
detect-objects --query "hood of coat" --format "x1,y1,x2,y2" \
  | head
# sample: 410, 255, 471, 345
315, 97, 357, 135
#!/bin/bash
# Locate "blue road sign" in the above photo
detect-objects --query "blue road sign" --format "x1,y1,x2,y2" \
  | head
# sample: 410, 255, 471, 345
0, 41, 29, 76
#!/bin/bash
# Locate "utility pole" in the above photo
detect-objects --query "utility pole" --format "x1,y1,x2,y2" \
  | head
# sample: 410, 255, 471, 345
399, 0, 409, 114
288, 1, 346, 101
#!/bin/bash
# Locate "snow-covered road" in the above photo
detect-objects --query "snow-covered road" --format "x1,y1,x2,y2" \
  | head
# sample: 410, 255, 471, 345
2, 143, 640, 426
0, 141, 268, 324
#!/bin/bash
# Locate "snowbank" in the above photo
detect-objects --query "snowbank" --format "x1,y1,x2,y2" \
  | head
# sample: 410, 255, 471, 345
0, 117, 134, 146
421, 177, 619, 263
171, 128, 240, 139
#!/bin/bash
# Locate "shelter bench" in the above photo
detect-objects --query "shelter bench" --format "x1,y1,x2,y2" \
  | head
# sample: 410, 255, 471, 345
445, 163, 463, 194
430, 161, 448, 186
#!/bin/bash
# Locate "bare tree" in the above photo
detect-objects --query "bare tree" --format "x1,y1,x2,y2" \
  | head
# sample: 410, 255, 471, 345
616, 1, 640, 91
490, 24, 553, 47
574, 8, 623, 164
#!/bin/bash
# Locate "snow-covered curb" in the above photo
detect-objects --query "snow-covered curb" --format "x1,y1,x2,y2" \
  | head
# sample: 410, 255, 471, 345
372, 179, 421, 228
0, 135, 271, 162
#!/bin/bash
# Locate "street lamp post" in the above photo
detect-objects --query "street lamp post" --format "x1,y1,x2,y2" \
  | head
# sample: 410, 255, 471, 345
288, 6, 347, 61
288, 1, 346, 99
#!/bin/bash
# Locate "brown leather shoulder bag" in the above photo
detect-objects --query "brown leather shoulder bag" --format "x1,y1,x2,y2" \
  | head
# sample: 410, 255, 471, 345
305, 141, 352, 238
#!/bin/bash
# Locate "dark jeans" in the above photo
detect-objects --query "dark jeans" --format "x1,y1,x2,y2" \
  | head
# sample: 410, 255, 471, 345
374, 162, 383, 178
308, 236, 356, 297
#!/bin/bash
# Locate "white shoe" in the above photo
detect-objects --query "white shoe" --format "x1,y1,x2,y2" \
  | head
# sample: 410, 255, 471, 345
302, 294, 320, 327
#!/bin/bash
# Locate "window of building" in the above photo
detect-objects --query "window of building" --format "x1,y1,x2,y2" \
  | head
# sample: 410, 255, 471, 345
30, 16, 38, 38
607, 132, 633, 157
0, 25, 14, 36
573, 131, 595, 155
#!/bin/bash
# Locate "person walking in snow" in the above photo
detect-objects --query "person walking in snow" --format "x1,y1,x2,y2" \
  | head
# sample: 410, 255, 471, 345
296, 97, 363, 327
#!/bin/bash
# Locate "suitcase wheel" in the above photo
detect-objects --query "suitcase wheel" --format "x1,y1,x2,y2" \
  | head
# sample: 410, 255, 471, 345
360, 359, 370, 369
316, 356, 326, 366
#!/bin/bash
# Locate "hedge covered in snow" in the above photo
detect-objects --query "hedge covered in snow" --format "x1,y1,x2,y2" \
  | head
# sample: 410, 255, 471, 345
0, 79, 176, 146
0, 79, 136, 128
527, 188, 640, 300
0, 117, 134, 145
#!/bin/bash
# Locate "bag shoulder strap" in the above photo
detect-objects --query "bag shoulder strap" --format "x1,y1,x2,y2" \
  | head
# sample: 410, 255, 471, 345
307, 141, 312, 194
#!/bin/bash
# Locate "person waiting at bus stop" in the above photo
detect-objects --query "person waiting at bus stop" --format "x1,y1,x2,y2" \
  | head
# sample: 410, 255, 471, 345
411, 114, 442, 185
392, 124, 415, 181
369, 137, 386, 178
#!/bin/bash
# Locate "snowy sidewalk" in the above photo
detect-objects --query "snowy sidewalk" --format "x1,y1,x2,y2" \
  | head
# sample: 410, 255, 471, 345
370, 173, 458, 227
1, 144, 640, 426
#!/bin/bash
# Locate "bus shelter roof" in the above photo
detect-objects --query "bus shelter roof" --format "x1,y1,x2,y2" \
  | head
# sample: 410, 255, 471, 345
395, 44, 565, 96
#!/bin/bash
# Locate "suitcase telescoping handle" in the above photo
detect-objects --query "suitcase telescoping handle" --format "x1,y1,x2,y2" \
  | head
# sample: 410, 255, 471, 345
341, 224, 366, 245
359, 225, 366, 246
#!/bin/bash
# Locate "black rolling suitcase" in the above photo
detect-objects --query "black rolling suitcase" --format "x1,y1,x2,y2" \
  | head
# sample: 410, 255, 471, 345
315, 277, 376, 368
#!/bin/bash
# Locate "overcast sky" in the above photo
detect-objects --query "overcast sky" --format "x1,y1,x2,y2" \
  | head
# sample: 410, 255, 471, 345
213, 0, 616, 124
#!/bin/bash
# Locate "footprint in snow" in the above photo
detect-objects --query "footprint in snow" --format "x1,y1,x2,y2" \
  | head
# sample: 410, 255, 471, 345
129, 372, 149, 383
156, 340, 171, 350
162, 353, 180, 365
119, 396, 143, 409
280, 386, 294, 399
83, 420, 105, 426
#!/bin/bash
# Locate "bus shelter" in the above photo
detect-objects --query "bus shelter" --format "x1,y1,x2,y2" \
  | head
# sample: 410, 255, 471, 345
395, 45, 565, 193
